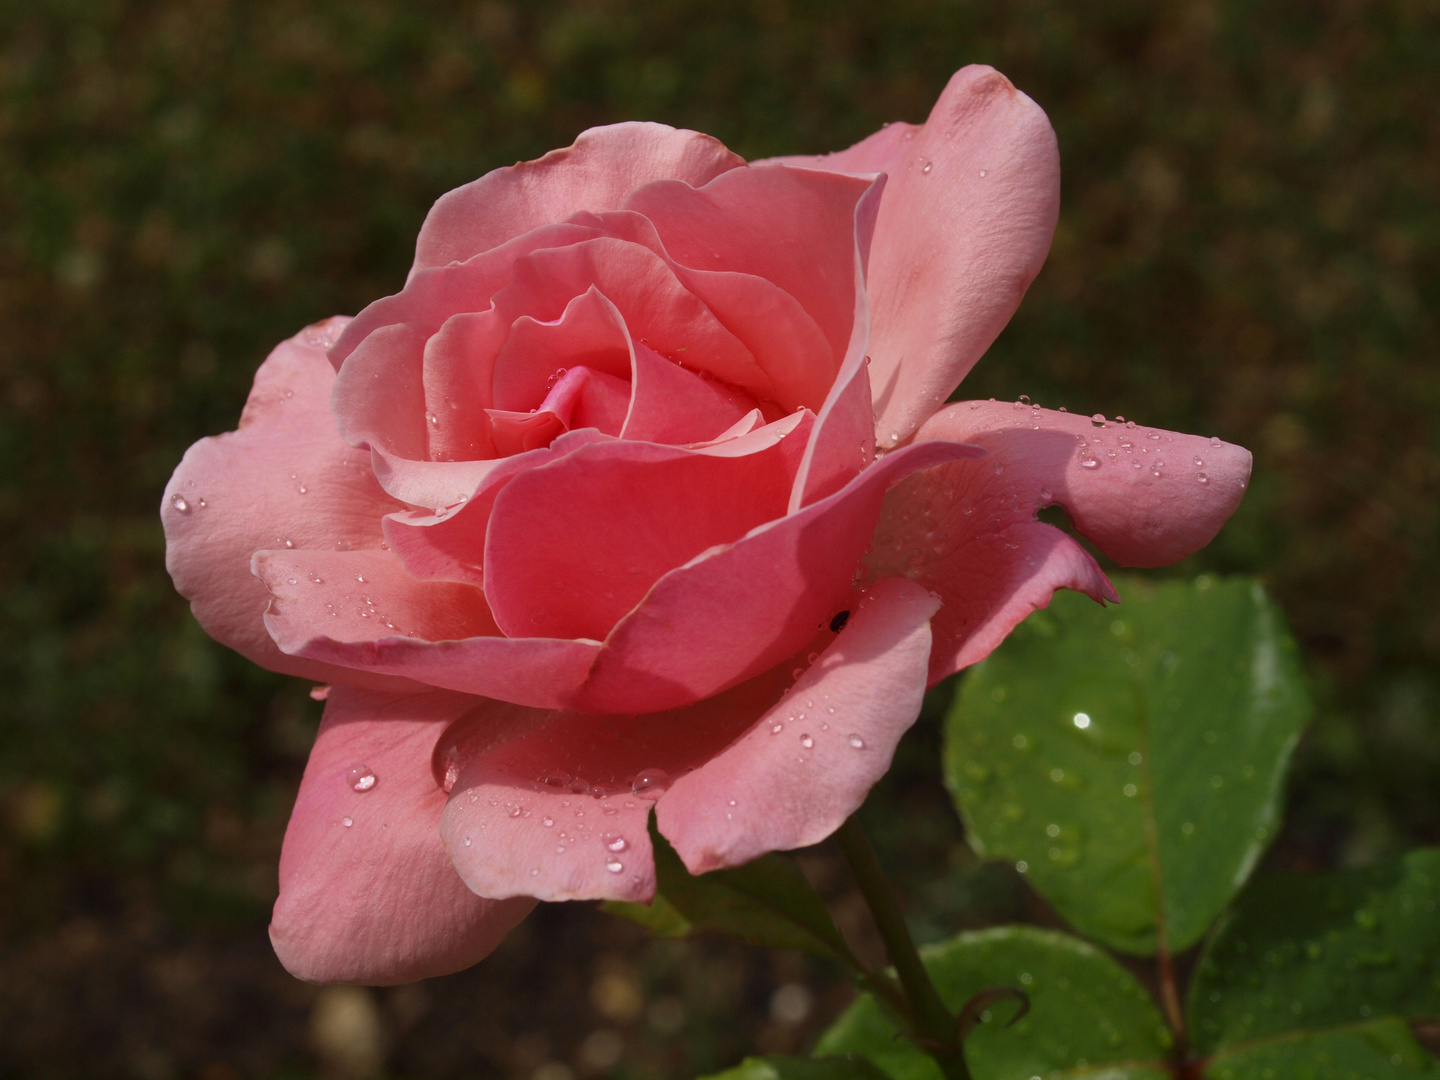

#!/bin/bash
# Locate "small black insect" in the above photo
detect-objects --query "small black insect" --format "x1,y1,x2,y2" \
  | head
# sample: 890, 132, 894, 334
829, 609, 851, 633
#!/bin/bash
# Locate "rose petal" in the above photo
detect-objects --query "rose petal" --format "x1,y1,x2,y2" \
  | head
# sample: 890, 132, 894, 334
162, 319, 416, 691
788, 175, 886, 510
413, 122, 745, 272
574, 437, 983, 715
437, 669, 789, 902
489, 286, 634, 413
913, 400, 1253, 566
773, 67, 1063, 445
381, 429, 611, 587
622, 339, 754, 444
270, 685, 535, 985
483, 412, 813, 641
622, 165, 880, 372
656, 577, 940, 872
258, 549, 604, 709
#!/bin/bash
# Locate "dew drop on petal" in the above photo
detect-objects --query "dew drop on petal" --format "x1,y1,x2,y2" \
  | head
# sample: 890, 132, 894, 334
631, 769, 671, 800
464, 836, 472, 846
1080, 457, 1101, 470
170, 495, 190, 513
342, 816, 353, 827
606, 859, 624, 873
848, 734, 866, 749
346, 765, 377, 792
799, 734, 814, 749
606, 836, 628, 853
1196, 472, 1209, 484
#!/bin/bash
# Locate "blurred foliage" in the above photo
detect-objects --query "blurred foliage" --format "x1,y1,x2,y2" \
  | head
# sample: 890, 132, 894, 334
0, 0, 1437, 1076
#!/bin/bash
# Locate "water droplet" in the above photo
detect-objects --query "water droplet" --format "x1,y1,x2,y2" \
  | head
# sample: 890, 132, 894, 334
606, 836, 628, 853
508, 805, 523, 818
542, 817, 554, 827
568, 777, 590, 795
347, 765, 377, 792
342, 816, 353, 827
921, 160, 932, 174
978, 168, 988, 178
771, 723, 783, 735
1196, 472, 1209, 484
1091, 413, 1106, 426
848, 734, 865, 749
1210, 436, 1222, 447
631, 769, 671, 800
1193, 456, 1205, 467
606, 859, 624, 873
799, 734, 814, 749
171, 494, 190, 513
1080, 457, 1101, 470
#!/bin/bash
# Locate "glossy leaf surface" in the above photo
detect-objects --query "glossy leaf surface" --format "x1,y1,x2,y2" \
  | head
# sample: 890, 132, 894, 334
945, 576, 1309, 955
817, 926, 1172, 1080
1189, 848, 1440, 1055
1203, 1018, 1438, 1079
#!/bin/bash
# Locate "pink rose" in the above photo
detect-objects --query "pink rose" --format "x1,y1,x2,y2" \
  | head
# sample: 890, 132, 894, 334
163, 67, 1250, 984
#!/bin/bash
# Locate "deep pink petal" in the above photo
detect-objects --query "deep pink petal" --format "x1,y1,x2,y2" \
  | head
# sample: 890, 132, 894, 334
413, 123, 744, 272
788, 176, 886, 510
436, 670, 788, 902
381, 429, 612, 587
489, 287, 633, 413
493, 236, 768, 396
657, 577, 939, 872
622, 166, 879, 370
256, 547, 602, 709
913, 400, 1253, 566
622, 339, 754, 444
484, 414, 812, 641
778, 67, 1063, 446
574, 438, 983, 715
270, 685, 534, 985
162, 319, 416, 691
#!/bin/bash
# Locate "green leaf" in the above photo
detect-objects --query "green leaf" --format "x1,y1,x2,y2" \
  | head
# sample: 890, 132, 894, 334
1189, 848, 1440, 1056
703, 1056, 893, 1080
816, 926, 1173, 1080
944, 576, 1310, 955
1203, 1018, 1438, 1079
601, 828, 854, 963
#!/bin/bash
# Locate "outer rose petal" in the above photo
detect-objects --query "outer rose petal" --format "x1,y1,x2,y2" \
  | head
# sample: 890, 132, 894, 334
413, 122, 745, 272
270, 685, 534, 985
914, 400, 1253, 566
769, 67, 1062, 445
657, 577, 940, 873
574, 438, 983, 715
437, 669, 789, 902
162, 318, 417, 692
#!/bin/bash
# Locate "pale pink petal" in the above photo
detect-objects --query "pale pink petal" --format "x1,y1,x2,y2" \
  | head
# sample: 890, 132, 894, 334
255, 548, 501, 646
483, 415, 812, 641
574, 438, 983, 715
162, 319, 417, 691
788, 176, 886, 510
567, 210, 826, 414
913, 400, 1253, 566
489, 287, 633, 413
757, 121, 922, 175
381, 429, 612, 587
777, 67, 1063, 446
413, 123, 744, 272
328, 221, 606, 371
657, 577, 940, 872
621, 339, 754, 444
492, 236, 768, 396
255, 549, 603, 709
622, 166, 880, 369
437, 671, 788, 902
270, 685, 535, 985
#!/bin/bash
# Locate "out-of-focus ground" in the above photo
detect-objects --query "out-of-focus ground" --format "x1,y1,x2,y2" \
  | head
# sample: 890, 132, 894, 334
1, 2, 1436, 1077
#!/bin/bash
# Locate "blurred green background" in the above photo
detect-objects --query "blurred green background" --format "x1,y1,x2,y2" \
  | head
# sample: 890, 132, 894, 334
1, 1, 1436, 1077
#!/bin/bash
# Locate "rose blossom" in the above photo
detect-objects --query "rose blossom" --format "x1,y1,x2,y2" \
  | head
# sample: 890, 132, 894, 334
162, 67, 1250, 984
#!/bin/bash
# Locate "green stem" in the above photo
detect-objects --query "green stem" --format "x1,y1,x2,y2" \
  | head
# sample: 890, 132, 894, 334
835, 816, 971, 1080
